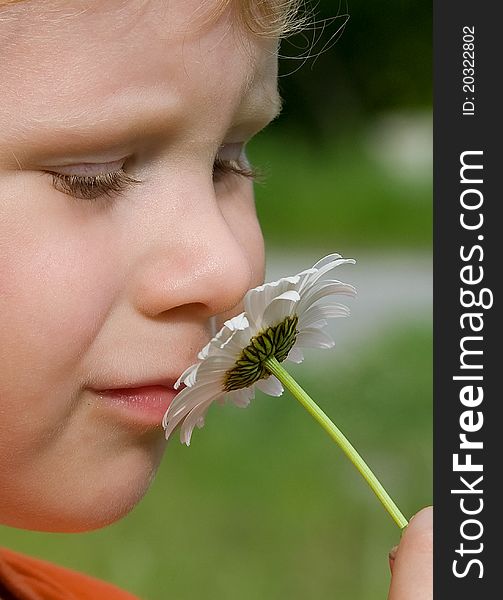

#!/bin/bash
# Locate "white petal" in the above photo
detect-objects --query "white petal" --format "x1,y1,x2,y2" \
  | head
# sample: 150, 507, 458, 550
223, 312, 249, 332
298, 258, 356, 296
195, 353, 237, 379
163, 380, 222, 425
196, 315, 248, 360
255, 375, 284, 396
218, 327, 255, 358
180, 398, 215, 446
298, 302, 350, 329
227, 386, 256, 407
285, 346, 304, 364
315, 257, 355, 278
311, 253, 343, 269
184, 366, 201, 387
164, 392, 220, 443
197, 341, 212, 360
175, 363, 200, 389
297, 280, 356, 315
296, 327, 336, 349
198, 322, 235, 359
220, 324, 252, 351
244, 276, 300, 327
260, 290, 301, 328
290, 268, 317, 295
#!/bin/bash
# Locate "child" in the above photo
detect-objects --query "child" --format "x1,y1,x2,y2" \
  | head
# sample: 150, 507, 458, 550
0, 1, 432, 598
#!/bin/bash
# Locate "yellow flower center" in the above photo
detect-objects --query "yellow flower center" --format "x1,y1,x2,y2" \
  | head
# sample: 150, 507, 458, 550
223, 315, 299, 392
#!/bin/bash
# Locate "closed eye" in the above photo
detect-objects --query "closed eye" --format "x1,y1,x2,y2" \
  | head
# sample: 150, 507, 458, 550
46, 150, 262, 201
49, 168, 142, 201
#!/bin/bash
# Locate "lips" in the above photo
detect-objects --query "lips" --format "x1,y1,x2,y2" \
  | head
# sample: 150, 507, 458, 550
95, 377, 179, 392
91, 380, 185, 428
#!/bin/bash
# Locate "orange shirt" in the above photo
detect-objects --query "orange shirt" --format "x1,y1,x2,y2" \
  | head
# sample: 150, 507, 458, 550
0, 547, 141, 600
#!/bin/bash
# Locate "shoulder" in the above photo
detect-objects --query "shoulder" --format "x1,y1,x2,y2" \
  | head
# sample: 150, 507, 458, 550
0, 547, 141, 600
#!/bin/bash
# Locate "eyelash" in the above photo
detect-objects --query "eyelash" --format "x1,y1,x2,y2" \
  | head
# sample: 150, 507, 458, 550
49, 157, 259, 201
213, 157, 258, 182
50, 169, 142, 201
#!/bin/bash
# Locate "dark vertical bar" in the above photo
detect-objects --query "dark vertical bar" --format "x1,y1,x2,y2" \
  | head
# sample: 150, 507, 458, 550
434, 2, 499, 596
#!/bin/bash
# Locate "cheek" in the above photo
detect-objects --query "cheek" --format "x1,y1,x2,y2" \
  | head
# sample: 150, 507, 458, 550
221, 180, 266, 288
0, 186, 119, 414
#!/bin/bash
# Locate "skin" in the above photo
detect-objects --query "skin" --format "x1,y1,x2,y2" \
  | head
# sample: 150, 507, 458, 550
0, 0, 274, 533
389, 507, 433, 600
0, 1, 432, 597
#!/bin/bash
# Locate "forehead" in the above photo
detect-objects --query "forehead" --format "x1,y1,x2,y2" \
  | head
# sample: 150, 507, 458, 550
0, 0, 279, 156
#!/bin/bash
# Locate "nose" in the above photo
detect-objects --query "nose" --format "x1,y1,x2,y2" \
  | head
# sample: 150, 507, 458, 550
129, 186, 260, 323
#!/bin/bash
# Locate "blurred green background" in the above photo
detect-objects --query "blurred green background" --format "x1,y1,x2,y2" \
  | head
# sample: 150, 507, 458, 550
1, 1, 432, 598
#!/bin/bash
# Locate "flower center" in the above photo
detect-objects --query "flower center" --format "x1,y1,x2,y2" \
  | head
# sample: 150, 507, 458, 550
223, 315, 299, 392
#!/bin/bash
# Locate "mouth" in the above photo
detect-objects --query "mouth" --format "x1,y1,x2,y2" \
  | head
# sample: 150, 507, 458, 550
90, 379, 185, 429
95, 376, 180, 391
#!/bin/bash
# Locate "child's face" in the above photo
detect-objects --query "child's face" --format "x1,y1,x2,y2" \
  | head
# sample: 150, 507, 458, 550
0, 0, 279, 532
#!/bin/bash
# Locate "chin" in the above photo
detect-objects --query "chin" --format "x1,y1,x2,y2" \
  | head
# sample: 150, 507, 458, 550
1, 439, 165, 533
61, 456, 162, 533
3, 472, 155, 534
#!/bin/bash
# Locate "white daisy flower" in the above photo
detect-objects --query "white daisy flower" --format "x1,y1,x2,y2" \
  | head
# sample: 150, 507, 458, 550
162, 253, 356, 446
162, 253, 409, 530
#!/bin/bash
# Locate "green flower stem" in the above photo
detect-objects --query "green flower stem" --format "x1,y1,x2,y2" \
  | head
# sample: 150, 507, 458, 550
263, 356, 408, 530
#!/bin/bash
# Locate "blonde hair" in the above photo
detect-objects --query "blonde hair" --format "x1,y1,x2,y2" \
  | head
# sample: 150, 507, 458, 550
209, 0, 305, 38
1, 0, 306, 39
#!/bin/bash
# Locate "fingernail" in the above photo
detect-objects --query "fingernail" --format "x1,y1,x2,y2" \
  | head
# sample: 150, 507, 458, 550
388, 544, 398, 573
388, 544, 399, 561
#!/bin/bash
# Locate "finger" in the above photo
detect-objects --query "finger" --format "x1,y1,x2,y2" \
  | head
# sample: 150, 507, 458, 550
388, 506, 433, 600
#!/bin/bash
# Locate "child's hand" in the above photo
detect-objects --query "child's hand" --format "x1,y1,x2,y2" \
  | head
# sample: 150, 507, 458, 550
388, 506, 433, 599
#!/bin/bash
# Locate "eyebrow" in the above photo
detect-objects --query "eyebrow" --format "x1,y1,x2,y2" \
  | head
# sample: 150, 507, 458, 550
262, 91, 283, 120
12, 86, 283, 164
240, 65, 283, 122
12, 91, 181, 158
269, 92, 284, 121
234, 88, 283, 132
